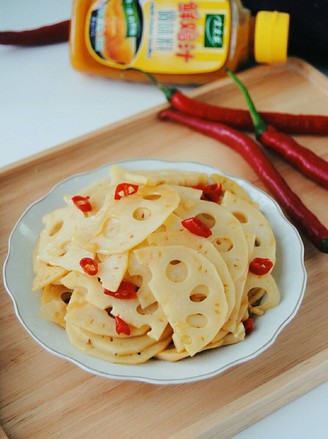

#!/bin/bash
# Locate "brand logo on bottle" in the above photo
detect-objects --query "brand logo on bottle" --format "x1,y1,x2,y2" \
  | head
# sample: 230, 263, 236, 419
204, 14, 225, 48
123, 0, 141, 38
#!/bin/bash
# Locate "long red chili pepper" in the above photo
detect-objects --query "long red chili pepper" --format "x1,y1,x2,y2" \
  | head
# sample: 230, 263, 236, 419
159, 108, 328, 253
0, 20, 70, 46
130, 69, 328, 136
225, 69, 328, 189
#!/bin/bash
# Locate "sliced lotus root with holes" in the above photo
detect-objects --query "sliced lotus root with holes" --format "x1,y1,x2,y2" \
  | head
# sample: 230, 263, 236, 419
155, 345, 191, 362
127, 251, 155, 308
147, 230, 235, 322
110, 165, 209, 187
175, 198, 249, 282
81, 184, 180, 255
32, 245, 67, 291
237, 234, 258, 322
172, 185, 203, 206
244, 272, 280, 316
109, 165, 149, 186
66, 290, 156, 342
61, 271, 112, 309
221, 191, 276, 265
156, 329, 228, 362
98, 252, 129, 292
222, 233, 255, 334
37, 205, 94, 271
78, 178, 112, 213
134, 245, 228, 356
66, 322, 172, 364
158, 325, 244, 360
39, 283, 72, 328
34, 166, 281, 364
154, 212, 184, 234
222, 322, 246, 346
65, 292, 150, 337
61, 271, 168, 340
72, 188, 116, 252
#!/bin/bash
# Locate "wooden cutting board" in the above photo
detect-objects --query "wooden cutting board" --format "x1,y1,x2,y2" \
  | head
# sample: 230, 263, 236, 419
1, 58, 328, 439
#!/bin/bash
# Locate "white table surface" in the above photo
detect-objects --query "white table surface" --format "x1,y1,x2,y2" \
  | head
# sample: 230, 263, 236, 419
1, 1, 328, 438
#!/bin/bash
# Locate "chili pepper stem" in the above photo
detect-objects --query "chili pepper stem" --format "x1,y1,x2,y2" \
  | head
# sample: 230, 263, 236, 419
125, 67, 177, 101
225, 69, 267, 137
226, 69, 328, 190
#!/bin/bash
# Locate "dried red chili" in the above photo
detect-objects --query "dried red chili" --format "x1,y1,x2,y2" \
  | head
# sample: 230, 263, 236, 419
226, 69, 328, 190
114, 316, 131, 336
79, 257, 98, 276
181, 217, 212, 238
243, 317, 254, 335
114, 183, 139, 200
0, 20, 70, 46
104, 281, 137, 300
72, 195, 92, 212
193, 183, 222, 203
130, 68, 328, 136
249, 258, 273, 275
159, 109, 328, 253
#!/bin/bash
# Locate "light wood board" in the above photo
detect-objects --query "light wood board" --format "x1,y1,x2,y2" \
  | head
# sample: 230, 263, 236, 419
1, 58, 328, 439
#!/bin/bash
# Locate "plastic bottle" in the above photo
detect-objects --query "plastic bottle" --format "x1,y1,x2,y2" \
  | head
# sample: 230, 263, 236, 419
69, 0, 289, 84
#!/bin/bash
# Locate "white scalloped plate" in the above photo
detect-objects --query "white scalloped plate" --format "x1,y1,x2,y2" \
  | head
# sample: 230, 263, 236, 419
3, 159, 307, 384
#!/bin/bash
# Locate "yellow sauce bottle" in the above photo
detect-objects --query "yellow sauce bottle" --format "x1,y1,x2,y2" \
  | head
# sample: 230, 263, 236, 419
70, 0, 289, 84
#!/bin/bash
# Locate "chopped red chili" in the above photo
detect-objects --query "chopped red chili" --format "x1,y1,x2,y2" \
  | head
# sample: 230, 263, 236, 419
72, 195, 92, 212
249, 258, 273, 275
193, 183, 222, 203
243, 317, 254, 335
104, 281, 137, 300
181, 217, 212, 238
114, 316, 131, 336
114, 183, 139, 200
79, 257, 98, 276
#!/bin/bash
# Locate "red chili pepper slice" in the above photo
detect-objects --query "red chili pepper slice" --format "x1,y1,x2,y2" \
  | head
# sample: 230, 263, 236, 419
249, 257, 273, 275
104, 281, 137, 300
72, 195, 92, 212
114, 183, 139, 200
181, 217, 212, 238
193, 183, 223, 203
114, 316, 131, 336
79, 257, 98, 276
243, 317, 254, 335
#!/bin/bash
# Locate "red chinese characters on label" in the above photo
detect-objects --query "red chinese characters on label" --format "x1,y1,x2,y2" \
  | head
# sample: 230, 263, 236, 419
176, 1, 199, 62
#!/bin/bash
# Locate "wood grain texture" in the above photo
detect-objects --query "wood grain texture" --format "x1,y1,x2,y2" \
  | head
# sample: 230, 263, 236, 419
1, 58, 328, 439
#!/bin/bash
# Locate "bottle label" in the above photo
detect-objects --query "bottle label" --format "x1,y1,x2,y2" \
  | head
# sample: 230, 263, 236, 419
86, 0, 231, 74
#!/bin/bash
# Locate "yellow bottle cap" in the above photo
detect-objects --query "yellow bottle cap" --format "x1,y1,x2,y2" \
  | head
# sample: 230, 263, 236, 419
254, 11, 290, 64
